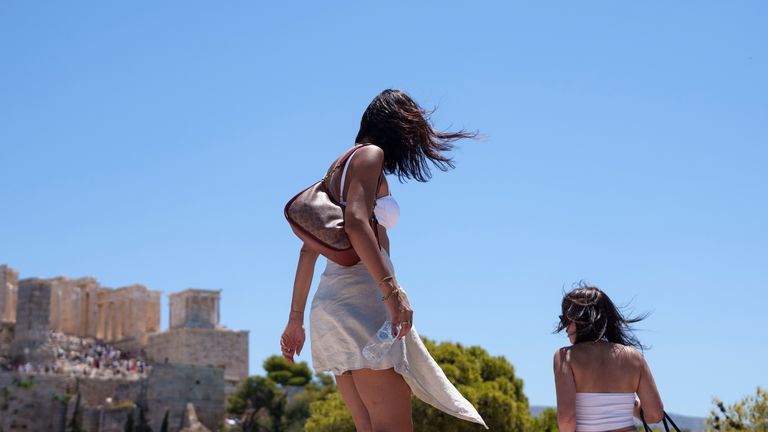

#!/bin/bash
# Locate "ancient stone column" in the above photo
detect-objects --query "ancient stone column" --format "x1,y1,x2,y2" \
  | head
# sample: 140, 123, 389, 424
0, 265, 19, 322
96, 303, 105, 339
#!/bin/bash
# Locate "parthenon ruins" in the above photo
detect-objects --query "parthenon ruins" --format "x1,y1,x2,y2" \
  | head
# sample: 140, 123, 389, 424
1, 266, 161, 350
0, 263, 248, 394
0, 263, 250, 431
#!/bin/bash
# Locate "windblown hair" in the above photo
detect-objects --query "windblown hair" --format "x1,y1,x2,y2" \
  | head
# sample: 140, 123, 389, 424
556, 283, 647, 349
354, 89, 477, 182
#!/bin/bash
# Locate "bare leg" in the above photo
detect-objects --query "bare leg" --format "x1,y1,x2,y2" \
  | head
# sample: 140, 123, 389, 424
336, 373, 373, 432
352, 368, 413, 432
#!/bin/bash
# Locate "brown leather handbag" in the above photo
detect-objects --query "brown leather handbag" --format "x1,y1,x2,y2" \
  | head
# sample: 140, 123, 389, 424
284, 145, 382, 266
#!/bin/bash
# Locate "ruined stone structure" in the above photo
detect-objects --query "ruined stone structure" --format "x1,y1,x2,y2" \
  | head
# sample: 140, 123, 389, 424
48, 276, 100, 339
0, 264, 249, 431
146, 364, 226, 430
47, 276, 161, 350
10, 278, 55, 364
0, 364, 226, 432
0, 268, 161, 352
96, 284, 161, 350
0, 265, 19, 322
170, 289, 221, 329
147, 289, 249, 395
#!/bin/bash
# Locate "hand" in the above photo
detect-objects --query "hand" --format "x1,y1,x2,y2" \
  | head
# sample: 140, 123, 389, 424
384, 288, 413, 340
280, 318, 305, 364
633, 396, 642, 419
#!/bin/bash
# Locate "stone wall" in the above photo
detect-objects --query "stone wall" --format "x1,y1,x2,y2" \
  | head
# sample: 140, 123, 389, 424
146, 327, 248, 394
11, 278, 55, 363
0, 321, 14, 356
0, 373, 71, 432
145, 364, 225, 432
0, 265, 19, 322
77, 376, 143, 407
97, 406, 139, 432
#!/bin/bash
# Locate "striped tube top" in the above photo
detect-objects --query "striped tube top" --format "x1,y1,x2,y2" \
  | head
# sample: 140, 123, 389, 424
575, 392, 635, 432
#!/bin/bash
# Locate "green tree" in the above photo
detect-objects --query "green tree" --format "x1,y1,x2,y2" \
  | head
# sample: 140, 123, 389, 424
66, 393, 83, 432
708, 387, 768, 431
229, 376, 286, 431
304, 338, 532, 432
229, 357, 336, 432
160, 410, 169, 432
304, 392, 355, 432
124, 411, 136, 432
530, 408, 559, 432
263, 356, 313, 387
136, 404, 152, 432
282, 373, 337, 432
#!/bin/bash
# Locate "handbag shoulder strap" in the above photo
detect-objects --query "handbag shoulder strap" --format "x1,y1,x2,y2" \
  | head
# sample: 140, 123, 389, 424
322, 145, 362, 185
339, 149, 358, 205
330, 144, 385, 206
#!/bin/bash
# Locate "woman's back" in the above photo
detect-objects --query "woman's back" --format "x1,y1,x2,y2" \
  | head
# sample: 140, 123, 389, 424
553, 285, 664, 432
568, 341, 642, 393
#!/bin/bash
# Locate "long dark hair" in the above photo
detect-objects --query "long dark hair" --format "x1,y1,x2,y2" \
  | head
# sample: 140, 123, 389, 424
556, 283, 647, 349
354, 89, 477, 182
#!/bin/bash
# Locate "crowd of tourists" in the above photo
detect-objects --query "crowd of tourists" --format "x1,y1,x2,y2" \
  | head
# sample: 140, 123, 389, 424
1, 331, 150, 379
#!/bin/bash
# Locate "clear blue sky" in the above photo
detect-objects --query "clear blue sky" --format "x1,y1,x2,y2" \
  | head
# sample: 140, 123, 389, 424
1, 1, 765, 417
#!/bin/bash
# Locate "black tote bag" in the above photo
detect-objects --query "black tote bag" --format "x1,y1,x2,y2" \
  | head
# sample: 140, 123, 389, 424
640, 408, 682, 432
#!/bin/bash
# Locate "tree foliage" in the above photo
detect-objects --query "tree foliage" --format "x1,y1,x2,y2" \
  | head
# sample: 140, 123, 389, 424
65, 393, 83, 432
263, 356, 313, 387
228, 356, 336, 432
708, 387, 768, 431
530, 408, 559, 432
304, 392, 356, 432
160, 409, 169, 432
305, 338, 532, 432
124, 411, 136, 432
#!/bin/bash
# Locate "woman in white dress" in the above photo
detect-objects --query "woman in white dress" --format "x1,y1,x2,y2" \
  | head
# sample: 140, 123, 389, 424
553, 284, 665, 432
280, 89, 486, 431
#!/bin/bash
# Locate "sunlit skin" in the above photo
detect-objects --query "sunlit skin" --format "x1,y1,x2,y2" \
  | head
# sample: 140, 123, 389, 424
554, 323, 665, 432
280, 143, 414, 432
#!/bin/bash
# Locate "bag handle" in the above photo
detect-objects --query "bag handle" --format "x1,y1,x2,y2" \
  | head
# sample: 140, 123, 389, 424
326, 144, 386, 206
322, 145, 363, 185
640, 408, 681, 432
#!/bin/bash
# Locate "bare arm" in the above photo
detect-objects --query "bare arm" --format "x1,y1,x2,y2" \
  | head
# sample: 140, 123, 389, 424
635, 356, 664, 423
554, 348, 577, 432
280, 242, 319, 363
343, 145, 413, 338
343, 146, 391, 284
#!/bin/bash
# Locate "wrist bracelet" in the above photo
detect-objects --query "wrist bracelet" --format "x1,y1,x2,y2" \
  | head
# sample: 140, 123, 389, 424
377, 275, 395, 286
381, 286, 404, 302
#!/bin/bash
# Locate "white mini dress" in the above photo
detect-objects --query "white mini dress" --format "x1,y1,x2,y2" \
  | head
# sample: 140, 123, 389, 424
309, 150, 487, 428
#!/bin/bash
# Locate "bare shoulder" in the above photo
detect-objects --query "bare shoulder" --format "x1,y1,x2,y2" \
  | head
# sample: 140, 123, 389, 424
611, 344, 647, 368
352, 144, 384, 165
553, 346, 573, 366
617, 344, 643, 359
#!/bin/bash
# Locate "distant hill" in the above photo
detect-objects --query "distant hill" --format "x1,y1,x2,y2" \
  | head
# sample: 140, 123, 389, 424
529, 406, 706, 432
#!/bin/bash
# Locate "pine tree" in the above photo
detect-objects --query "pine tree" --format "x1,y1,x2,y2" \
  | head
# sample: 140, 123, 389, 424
66, 393, 83, 432
160, 409, 169, 432
124, 411, 136, 432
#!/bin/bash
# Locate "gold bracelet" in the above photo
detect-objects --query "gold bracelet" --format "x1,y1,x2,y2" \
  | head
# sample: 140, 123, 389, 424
381, 286, 404, 302
377, 275, 395, 286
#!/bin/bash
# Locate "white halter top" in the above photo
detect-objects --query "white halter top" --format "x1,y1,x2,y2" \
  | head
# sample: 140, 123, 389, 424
575, 393, 635, 432
339, 150, 400, 229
